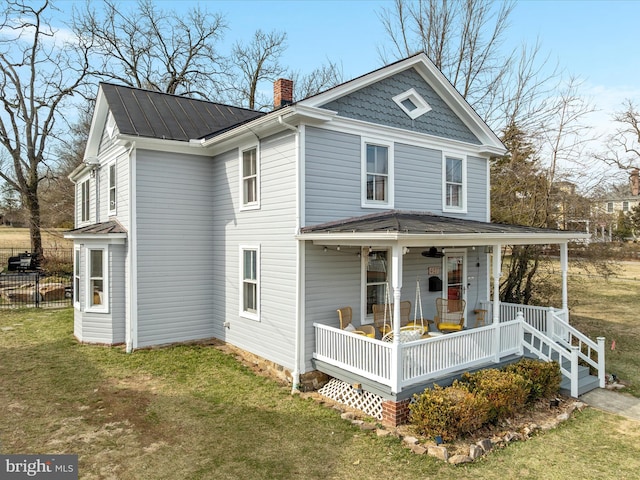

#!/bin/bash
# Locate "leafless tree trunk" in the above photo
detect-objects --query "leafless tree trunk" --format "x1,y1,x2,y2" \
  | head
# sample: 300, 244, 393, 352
0, 0, 91, 262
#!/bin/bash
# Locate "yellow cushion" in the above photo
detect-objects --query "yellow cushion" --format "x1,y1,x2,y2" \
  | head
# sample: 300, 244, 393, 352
438, 323, 463, 331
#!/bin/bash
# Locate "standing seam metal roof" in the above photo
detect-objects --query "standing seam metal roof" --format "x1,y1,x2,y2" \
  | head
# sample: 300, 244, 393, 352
100, 83, 266, 142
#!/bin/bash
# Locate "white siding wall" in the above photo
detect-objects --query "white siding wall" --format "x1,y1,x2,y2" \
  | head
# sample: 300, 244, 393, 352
211, 132, 299, 371
136, 149, 216, 347
305, 126, 489, 225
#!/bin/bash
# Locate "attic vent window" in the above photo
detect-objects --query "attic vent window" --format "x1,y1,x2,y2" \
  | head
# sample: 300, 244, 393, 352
392, 88, 431, 120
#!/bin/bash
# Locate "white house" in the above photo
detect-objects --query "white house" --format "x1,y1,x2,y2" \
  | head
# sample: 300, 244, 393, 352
65, 53, 604, 426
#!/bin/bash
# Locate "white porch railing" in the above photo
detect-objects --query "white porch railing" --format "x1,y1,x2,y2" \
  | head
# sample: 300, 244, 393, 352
314, 307, 606, 396
481, 302, 569, 334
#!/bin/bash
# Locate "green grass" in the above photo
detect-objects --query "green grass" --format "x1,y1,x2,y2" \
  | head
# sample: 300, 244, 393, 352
2, 307, 640, 479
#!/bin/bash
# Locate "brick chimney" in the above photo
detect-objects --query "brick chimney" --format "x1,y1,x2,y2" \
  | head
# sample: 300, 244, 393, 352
274, 78, 293, 109
631, 168, 639, 196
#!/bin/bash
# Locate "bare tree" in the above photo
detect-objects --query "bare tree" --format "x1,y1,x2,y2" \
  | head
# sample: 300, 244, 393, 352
378, 0, 515, 120
229, 29, 287, 110
594, 99, 640, 171
72, 0, 228, 99
0, 0, 91, 262
290, 60, 344, 101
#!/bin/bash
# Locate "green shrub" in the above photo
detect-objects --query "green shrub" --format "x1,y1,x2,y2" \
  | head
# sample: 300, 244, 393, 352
409, 381, 490, 442
504, 359, 561, 402
461, 369, 530, 422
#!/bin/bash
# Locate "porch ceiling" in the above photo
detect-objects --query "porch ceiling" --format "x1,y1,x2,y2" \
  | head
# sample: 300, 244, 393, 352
297, 210, 589, 247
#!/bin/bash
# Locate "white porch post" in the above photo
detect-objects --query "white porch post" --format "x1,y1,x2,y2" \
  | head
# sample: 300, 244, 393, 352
492, 244, 502, 363
391, 244, 403, 338
390, 244, 403, 394
560, 242, 568, 312
492, 244, 502, 324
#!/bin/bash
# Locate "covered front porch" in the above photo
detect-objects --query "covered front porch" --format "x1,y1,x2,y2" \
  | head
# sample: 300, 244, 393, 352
298, 211, 605, 425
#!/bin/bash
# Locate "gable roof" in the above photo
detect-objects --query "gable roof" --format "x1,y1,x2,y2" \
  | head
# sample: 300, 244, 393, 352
100, 83, 265, 142
297, 53, 505, 155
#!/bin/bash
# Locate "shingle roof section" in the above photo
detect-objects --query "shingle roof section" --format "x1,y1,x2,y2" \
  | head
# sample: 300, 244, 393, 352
67, 220, 128, 235
101, 83, 265, 142
300, 210, 571, 236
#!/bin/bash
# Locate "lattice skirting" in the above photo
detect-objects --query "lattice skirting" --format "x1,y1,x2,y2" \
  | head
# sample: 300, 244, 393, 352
318, 378, 383, 420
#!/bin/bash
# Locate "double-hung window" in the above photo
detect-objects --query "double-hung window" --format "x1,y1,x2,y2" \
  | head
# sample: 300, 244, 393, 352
362, 139, 393, 208
443, 154, 466, 212
81, 180, 90, 222
241, 146, 259, 209
240, 246, 260, 320
108, 164, 117, 214
86, 247, 108, 312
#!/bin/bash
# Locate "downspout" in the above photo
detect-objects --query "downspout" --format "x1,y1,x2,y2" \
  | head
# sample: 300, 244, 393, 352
126, 142, 137, 353
279, 115, 302, 393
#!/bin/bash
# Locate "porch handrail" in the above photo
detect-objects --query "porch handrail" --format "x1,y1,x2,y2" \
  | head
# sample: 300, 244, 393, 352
520, 317, 580, 398
548, 311, 606, 388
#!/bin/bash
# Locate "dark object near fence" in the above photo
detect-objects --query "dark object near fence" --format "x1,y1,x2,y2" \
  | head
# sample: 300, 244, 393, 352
7, 252, 39, 272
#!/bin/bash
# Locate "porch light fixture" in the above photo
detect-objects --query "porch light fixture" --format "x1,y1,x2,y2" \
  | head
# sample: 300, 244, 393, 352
323, 246, 328, 253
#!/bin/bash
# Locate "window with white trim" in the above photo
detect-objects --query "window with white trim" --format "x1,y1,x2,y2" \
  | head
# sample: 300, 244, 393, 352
362, 139, 393, 207
240, 246, 260, 320
443, 155, 466, 212
607, 202, 614, 213
86, 247, 108, 312
108, 163, 117, 214
392, 88, 432, 119
241, 146, 259, 209
623, 201, 629, 212
74, 247, 81, 307
81, 180, 90, 222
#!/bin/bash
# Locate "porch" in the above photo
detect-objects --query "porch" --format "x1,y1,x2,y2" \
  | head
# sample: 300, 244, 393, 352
313, 302, 605, 424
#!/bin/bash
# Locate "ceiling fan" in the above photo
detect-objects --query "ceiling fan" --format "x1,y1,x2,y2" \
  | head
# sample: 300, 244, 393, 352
421, 247, 444, 258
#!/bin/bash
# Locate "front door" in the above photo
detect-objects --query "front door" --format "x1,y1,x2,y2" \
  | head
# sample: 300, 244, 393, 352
444, 250, 467, 316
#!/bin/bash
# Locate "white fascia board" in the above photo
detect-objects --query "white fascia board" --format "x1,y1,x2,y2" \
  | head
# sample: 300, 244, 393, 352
84, 87, 110, 161
193, 105, 336, 152
63, 233, 127, 243
316, 115, 501, 159
296, 231, 589, 246
115, 135, 200, 156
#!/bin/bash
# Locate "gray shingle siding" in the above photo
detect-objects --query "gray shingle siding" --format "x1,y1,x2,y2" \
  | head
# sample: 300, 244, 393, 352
320, 68, 481, 145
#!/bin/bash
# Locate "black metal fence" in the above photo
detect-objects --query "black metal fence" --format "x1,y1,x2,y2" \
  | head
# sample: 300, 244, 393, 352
0, 272, 72, 309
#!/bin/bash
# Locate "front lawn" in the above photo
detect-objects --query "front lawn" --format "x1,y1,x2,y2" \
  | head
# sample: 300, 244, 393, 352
2, 308, 640, 479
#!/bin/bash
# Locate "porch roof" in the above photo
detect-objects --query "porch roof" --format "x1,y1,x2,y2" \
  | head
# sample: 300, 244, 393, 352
64, 220, 128, 242
297, 210, 589, 247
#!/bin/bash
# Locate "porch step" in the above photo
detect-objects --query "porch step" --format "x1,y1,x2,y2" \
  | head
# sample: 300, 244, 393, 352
560, 374, 600, 397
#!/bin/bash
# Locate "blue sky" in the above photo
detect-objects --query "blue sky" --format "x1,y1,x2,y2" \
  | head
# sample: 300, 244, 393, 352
51, 0, 639, 108
49, 0, 639, 178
